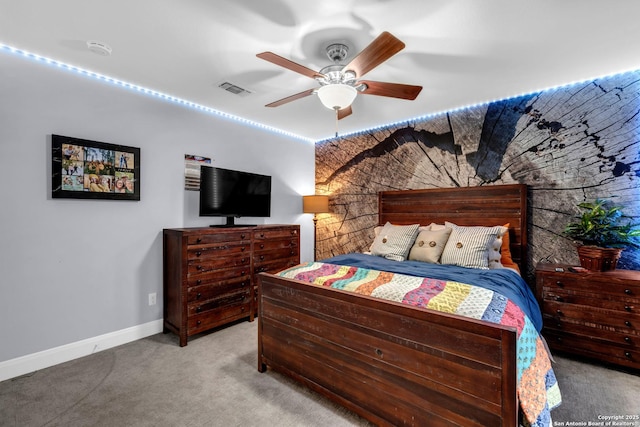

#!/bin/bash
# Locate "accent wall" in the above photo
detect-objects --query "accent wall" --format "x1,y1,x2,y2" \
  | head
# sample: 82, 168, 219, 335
314, 70, 640, 281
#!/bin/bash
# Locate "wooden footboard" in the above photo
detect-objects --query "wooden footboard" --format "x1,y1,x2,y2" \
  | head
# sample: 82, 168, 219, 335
258, 273, 518, 427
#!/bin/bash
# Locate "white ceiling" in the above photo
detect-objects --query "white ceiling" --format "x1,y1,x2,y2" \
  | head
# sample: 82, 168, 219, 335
2, 0, 640, 141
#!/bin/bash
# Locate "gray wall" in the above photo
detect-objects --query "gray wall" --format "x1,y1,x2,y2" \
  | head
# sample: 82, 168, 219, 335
0, 51, 315, 363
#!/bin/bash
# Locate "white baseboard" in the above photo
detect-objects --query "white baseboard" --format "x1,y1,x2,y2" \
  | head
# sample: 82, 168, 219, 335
0, 319, 163, 383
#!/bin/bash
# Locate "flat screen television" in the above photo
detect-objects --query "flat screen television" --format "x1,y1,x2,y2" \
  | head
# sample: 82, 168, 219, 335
199, 166, 271, 227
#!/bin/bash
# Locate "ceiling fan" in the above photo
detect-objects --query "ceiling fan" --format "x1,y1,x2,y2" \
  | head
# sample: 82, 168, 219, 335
257, 31, 422, 120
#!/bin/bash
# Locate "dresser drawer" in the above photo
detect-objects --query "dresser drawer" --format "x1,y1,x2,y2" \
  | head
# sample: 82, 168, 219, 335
544, 330, 640, 369
188, 303, 251, 334
254, 227, 299, 241
539, 273, 640, 301
543, 288, 639, 313
188, 278, 251, 303
188, 255, 250, 274
254, 238, 298, 252
254, 247, 299, 264
187, 241, 250, 260
187, 231, 251, 245
188, 289, 251, 316
544, 313, 638, 338
186, 265, 250, 286
543, 300, 640, 331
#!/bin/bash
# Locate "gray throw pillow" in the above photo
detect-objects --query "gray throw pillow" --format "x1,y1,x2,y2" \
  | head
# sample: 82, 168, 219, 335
370, 222, 420, 262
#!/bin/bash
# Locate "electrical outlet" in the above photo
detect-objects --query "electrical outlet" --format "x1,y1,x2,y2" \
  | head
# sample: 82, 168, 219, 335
148, 292, 157, 306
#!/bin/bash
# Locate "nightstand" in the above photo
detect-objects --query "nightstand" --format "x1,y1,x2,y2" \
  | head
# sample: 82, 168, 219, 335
535, 263, 639, 370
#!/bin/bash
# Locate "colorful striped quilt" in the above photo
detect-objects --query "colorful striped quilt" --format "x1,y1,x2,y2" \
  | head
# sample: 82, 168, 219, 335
277, 261, 562, 427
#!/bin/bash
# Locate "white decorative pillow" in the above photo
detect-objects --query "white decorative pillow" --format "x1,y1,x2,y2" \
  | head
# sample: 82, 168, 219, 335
487, 235, 505, 269
408, 226, 453, 263
370, 222, 420, 262
429, 223, 447, 231
366, 225, 385, 253
440, 222, 507, 269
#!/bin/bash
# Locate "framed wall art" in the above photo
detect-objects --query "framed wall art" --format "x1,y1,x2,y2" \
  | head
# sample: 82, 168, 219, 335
51, 134, 140, 200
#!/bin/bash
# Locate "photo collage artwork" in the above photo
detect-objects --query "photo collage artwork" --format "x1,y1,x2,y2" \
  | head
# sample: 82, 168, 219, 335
61, 143, 136, 194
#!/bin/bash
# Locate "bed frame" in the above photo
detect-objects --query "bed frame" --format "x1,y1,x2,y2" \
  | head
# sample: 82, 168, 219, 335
258, 184, 528, 427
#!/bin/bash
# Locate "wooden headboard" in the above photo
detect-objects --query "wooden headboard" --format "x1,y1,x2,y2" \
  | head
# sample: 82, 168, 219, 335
378, 184, 528, 273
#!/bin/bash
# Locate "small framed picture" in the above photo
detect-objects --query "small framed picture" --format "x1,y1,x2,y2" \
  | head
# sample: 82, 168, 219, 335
51, 134, 140, 201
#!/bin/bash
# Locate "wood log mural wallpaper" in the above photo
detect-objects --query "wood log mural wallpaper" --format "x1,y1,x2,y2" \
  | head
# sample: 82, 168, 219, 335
314, 70, 640, 282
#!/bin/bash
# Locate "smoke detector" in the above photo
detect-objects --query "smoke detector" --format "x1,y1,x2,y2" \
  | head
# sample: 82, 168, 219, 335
86, 40, 112, 56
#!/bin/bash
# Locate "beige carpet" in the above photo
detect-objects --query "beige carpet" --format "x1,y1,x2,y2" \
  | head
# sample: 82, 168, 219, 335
0, 320, 638, 426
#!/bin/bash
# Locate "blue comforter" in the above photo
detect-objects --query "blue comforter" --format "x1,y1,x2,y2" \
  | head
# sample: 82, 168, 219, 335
321, 253, 543, 331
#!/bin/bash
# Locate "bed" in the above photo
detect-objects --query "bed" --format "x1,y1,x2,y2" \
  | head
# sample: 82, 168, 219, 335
257, 184, 561, 427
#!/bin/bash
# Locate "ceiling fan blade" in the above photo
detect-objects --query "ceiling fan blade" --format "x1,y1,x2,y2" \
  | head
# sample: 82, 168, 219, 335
265, 88, 316, 107
337, 105, 352, 120
257, 52, 324, 79
343, 31, 405, 78
359, 80, 422, 100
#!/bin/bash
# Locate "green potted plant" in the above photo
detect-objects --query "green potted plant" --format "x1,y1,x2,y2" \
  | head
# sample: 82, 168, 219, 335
563, 198, 640, 271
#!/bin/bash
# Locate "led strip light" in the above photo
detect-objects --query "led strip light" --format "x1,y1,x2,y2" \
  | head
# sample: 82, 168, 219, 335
0, 43, 314, 144
2, 42, 638, 144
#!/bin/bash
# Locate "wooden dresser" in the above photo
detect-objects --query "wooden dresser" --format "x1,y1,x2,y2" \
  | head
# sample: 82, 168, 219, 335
535, 263, 639, 370
163, 224, 299, 346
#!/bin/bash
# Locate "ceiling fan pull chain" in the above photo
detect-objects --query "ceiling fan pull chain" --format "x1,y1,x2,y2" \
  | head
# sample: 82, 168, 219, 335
335, 107, 339, 137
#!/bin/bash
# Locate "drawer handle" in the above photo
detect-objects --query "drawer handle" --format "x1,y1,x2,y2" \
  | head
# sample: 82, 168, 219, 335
556, 309, 563, 316
556, 322, 563, 329
241, 258, 246, 264
241, 306, 246, 312
625, 351, 632, 359
196, 292, 202, 299
625, 289, 632, 295
197, 320, 201, 326
241, 271, 247, 276
241, 246, 246, 252
292, 230, 297, 235
260, 255, 265, 261
625, 306, 632, 312
196, 307, 202, 313
555, 280, 564, 288
196, 265, 202, 271
624, 336, 631, 343
260, 244, 265, 249
241, 234, 246, 239
196, 251, 201, 257
196, 279, 201, 285
625, 320, 632, 327
260, 233, 265, 238
196, 238, 202, 243
554, 296, 564, 302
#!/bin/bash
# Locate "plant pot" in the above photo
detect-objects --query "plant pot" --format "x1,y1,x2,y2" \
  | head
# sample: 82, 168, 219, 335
576, 245, 623, 272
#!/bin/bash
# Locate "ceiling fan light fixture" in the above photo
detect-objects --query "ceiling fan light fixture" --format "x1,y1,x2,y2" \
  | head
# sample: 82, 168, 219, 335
317, 84, 357, 110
